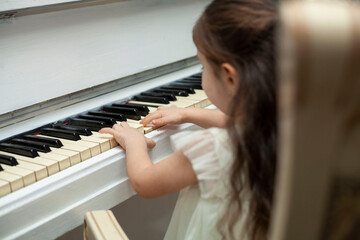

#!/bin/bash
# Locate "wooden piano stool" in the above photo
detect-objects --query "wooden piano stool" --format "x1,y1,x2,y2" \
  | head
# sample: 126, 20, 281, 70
84, 210, 129, 240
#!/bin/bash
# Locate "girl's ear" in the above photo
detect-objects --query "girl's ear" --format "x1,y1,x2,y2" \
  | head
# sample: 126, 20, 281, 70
220, 63, 239, 96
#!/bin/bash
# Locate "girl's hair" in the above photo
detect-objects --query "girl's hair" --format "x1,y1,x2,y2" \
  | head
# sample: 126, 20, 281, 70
193, 0, 277, 239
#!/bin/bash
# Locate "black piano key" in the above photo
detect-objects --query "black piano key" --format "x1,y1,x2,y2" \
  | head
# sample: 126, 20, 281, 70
160, 86, 195, 94
10, 138, 51, 153
0, 143, 39, 158
132, 95, 169, 104
68, 118, 110, 132
52, 124, 93, 136
153, 88, 189, 96
41, 128, 81, 141
192, 72, 202, 78
88, 111, 126, 121
112, 103, 150, 116
22, 135, 63, 148
102, 106, 141, 120
77, 115, 117, 126
178, 79, 202, 83
175, 81, 202, 89
170, 82, 202, 90
0, 154, 18, 166
140, 91, 177, 101
0, 165, 3, 171
184, 76, 202, 80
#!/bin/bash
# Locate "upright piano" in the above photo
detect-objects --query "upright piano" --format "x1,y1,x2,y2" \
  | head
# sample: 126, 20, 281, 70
0, 0, 212, 239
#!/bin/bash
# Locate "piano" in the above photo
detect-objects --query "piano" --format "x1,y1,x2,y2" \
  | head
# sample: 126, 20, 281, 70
0, 0, 212, 239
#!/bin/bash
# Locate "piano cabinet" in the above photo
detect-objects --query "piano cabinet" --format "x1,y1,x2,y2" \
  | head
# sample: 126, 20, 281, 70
0, 0, 212, 238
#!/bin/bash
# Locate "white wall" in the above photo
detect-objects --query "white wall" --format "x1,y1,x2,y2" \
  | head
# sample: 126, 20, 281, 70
0, 0, 210, 115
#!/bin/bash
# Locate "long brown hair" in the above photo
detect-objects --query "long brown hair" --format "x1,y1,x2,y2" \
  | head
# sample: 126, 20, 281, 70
193, 0, 277, 239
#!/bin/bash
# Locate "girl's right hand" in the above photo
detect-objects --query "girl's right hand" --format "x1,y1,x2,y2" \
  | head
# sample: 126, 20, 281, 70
140, 105, 185, 127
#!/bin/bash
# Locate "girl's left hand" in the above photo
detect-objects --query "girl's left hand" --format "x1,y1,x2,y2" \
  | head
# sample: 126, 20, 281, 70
99, 122, 156, 150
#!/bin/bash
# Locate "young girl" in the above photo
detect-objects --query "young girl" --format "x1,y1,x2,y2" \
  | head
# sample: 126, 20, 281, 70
100, 0, 277, 239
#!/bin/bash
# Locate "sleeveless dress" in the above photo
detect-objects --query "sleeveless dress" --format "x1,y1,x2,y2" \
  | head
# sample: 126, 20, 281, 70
164, 127, 248, 240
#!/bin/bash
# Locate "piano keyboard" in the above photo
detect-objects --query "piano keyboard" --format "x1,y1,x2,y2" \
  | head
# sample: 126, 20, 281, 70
0, 72, 210, 198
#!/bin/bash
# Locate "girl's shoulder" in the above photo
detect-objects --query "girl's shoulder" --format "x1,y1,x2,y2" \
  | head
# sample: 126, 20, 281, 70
170, 127, 232, 159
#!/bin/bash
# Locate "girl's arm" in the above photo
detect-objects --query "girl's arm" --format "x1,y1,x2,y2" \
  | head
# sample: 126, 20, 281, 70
140, 106, 229, 129
99, 122, 197, 198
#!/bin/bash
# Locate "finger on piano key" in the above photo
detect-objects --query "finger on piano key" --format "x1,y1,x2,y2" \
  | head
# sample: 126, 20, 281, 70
0, 179, 11, 197
1, 164, 36, 186
79, 135, 111, 152
0, 170, 24, 192
125, 120, 153, 133
37, 135, 92, 161
0, 150, 59, 176
117, 121, 145, 133
91, 132, 118, 148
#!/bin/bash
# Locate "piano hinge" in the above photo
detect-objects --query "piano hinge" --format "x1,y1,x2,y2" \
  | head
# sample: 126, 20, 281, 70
0, 12, 17, 20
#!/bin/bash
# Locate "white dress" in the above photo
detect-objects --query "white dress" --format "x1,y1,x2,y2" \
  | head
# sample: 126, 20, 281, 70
164, 127, 248, 240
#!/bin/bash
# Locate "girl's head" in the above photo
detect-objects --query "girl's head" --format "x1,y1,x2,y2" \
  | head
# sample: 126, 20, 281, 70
193, 0, 277, 239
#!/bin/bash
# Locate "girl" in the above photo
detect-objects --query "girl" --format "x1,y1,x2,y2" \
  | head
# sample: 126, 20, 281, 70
100, 0, 277, 239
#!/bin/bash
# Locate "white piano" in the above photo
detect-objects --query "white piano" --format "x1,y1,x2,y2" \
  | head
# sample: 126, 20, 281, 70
0, 0, 211, 239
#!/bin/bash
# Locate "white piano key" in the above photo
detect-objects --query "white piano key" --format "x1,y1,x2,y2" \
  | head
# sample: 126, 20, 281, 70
91, 132, 118, 148
0, 151, 48, 180
49, 148, 81, 166
0, 151, 59, 176
52, 138, 101, 157
0, 179, 11, 197
37, 135, 91, 161
0, 171, 24, 192
38, 152, 71, 170
121, 121, 150, 134
80, 135, 111, 152
15, 160, 48, 181
129, 100, 195, 108
1, 164, 36, 186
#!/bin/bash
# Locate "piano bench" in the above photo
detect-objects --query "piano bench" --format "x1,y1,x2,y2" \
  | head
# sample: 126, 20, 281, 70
84, 210, 129, 240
